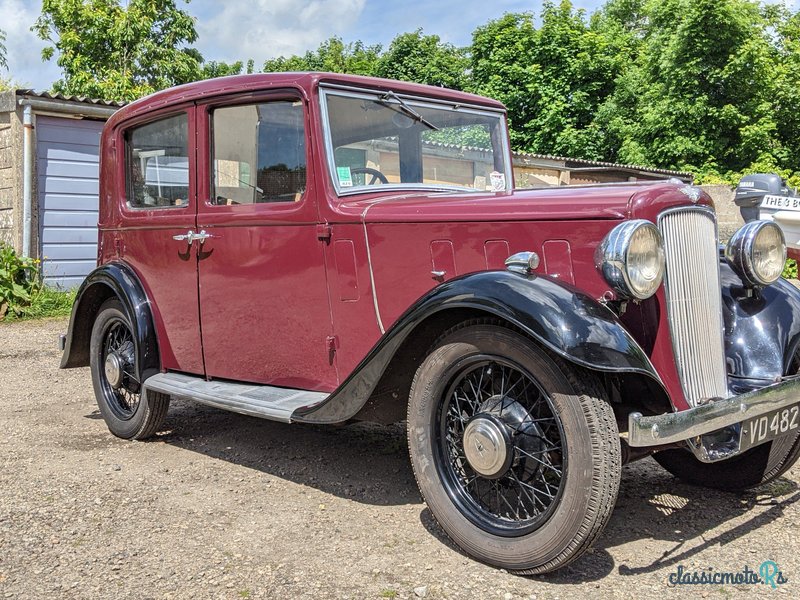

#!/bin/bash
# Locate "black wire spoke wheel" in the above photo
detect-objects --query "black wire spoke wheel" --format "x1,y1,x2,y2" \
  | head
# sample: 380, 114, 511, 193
89, 297, 170, 440
407, 322, 621, 574
98, 317, 141, 420
436, 358, 566, 536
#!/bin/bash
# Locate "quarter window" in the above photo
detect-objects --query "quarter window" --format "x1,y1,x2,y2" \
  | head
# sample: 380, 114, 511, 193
211, 101, 307, 205
125, 113, 190, 209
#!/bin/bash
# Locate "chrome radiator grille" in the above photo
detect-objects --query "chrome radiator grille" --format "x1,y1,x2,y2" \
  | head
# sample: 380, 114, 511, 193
658, 208, 728, 406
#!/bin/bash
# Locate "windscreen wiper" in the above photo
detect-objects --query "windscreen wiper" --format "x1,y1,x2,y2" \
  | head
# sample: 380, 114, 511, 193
378, 91, 439, 131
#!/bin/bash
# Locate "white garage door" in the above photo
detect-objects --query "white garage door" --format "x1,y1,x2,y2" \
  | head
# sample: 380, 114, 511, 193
37, 116, 105, 289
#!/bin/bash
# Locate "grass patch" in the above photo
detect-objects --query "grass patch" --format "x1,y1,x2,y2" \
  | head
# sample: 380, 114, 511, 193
1, 242, 75, 321
2, 287, 76, 321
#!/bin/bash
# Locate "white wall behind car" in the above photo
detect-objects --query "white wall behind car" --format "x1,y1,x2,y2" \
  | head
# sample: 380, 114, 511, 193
36, 116, 104, 289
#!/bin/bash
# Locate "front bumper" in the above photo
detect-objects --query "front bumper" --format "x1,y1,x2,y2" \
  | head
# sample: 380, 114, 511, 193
628, 377, 800, 461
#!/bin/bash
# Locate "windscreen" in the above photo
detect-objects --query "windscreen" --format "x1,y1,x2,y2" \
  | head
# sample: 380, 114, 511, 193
322, 89, 510, 194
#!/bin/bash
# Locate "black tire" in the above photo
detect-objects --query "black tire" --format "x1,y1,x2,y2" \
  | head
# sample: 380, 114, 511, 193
654, 353, 800, 491
407, 321, 621, 574
90, 297, 169, 440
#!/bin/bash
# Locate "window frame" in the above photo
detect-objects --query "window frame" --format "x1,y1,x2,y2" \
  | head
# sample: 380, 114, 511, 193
318, 84, 513, 198
197, 90, 313, 217
122, 110, 193, 212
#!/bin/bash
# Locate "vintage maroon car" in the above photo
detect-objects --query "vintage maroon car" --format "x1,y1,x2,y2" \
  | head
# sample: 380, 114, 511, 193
60, 73, 800, 574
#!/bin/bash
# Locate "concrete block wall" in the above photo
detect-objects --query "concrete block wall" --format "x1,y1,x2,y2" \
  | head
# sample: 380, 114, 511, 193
0, 92, 23, 252
700, 184, 741, 242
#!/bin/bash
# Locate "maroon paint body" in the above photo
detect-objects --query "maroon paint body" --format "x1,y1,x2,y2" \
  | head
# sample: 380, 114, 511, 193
98, 73, 702, 410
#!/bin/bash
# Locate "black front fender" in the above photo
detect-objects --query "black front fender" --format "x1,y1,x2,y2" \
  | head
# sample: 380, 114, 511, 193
60, 262, 159, 381
722, 261, 800, 388
295, 270, 664, 424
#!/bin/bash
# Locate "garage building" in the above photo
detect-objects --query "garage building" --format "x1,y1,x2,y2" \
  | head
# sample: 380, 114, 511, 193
0, 90, 121, 288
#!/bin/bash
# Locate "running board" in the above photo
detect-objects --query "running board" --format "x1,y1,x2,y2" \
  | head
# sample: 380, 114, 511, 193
143, 372, 329, 423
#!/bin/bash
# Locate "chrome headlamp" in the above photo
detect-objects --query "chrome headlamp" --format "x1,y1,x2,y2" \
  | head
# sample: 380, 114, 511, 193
725, 221, 786, 287
597, 220, 665, 300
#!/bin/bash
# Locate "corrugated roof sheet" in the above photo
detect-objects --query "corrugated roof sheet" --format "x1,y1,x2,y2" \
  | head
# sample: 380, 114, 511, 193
15, 89, 127, 107
513, 150, 693, 177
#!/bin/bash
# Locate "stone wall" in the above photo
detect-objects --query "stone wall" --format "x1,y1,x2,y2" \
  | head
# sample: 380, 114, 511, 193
700, 184, 741, 242
0, 92, 23, 252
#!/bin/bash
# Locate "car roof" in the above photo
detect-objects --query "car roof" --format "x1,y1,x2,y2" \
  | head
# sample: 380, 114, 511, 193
107, 72, 507, 128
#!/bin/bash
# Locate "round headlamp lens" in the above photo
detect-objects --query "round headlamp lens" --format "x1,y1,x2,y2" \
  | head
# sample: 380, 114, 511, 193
627, 225, 665, 298
752, 223, 785, 284
726, 221, 786, 287
597, 220, 665, 300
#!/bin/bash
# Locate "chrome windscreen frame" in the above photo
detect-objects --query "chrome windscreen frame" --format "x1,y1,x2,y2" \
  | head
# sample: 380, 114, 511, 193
318, 85, 514, 198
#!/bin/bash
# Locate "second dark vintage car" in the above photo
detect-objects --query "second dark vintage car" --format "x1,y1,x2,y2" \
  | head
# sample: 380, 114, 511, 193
60, 73, 800, 574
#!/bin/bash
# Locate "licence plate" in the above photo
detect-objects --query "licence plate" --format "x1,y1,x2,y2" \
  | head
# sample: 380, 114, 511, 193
740, 404, 800, 452
760, 195, 800, 211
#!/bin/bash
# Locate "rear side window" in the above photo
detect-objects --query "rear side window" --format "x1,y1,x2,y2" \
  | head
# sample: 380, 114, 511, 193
211, 101, 306, 205
125, 113, 189, 209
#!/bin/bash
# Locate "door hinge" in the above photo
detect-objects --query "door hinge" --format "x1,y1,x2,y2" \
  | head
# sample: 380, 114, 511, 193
317, 223, 332, 243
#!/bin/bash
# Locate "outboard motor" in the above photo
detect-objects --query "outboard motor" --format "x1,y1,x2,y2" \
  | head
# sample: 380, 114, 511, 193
744, 173, 800, 260
734, 173, 793, 222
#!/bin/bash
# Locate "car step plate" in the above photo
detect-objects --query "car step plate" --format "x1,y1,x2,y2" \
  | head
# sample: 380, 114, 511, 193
143, 372, 329, 423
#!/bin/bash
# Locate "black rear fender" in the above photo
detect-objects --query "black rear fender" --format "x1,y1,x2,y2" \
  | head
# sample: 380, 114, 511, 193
60, 262, 159, 381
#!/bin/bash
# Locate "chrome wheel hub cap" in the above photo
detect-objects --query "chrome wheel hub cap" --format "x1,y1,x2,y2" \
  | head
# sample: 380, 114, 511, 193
104, 353, 123, 389
463, 415, 512, 479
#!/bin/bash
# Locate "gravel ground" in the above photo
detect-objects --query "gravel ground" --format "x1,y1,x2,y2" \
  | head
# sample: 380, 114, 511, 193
1, 317, 799, 599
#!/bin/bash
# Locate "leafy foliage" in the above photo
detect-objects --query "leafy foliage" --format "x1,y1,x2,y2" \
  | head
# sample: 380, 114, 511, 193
263, 30, 468, 89
596, 0, 800, 183
0, 243, 39, 319
33, 0, 202, 101
0, 243, 76, 321
469, 3, 634, 158
374, 30, 468, 89
783, 259, 798, 280
199, 59, 248, 80
263, 37, 382, 76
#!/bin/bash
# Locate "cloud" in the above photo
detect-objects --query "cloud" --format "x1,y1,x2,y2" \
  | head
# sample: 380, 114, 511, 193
192, 0, 367, 66
0, 0, 61, 90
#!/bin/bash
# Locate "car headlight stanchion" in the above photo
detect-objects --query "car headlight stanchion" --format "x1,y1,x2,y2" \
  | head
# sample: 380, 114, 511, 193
725, 221, 786, 288
597, 220, 666, 300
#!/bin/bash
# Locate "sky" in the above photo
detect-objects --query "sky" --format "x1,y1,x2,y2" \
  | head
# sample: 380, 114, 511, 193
1, 0, 799, 92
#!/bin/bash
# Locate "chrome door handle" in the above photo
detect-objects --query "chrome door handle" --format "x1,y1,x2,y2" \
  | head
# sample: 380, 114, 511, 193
190, 230, 214, 245
172, 230, 195, 243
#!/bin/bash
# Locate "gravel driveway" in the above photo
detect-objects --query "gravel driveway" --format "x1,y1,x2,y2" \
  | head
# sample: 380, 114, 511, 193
1, 317, 798, 599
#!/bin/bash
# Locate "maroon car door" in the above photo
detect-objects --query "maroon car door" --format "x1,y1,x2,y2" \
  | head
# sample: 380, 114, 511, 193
114, 105, 204, 374
194, 94, 338, 392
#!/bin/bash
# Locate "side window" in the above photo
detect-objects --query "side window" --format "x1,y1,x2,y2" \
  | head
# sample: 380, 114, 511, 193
212, 101, 306, 205
125, 113, 189, 209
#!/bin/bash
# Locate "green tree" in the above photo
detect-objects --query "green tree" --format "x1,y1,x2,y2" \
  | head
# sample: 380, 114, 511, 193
33, 0, 202, 101
771, 9, 800, 178
374, 30, 468, 89
599, 0, 792, 179
263, 37, 381, 75
199, 59, 245, 79
469, 2, 629, 158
